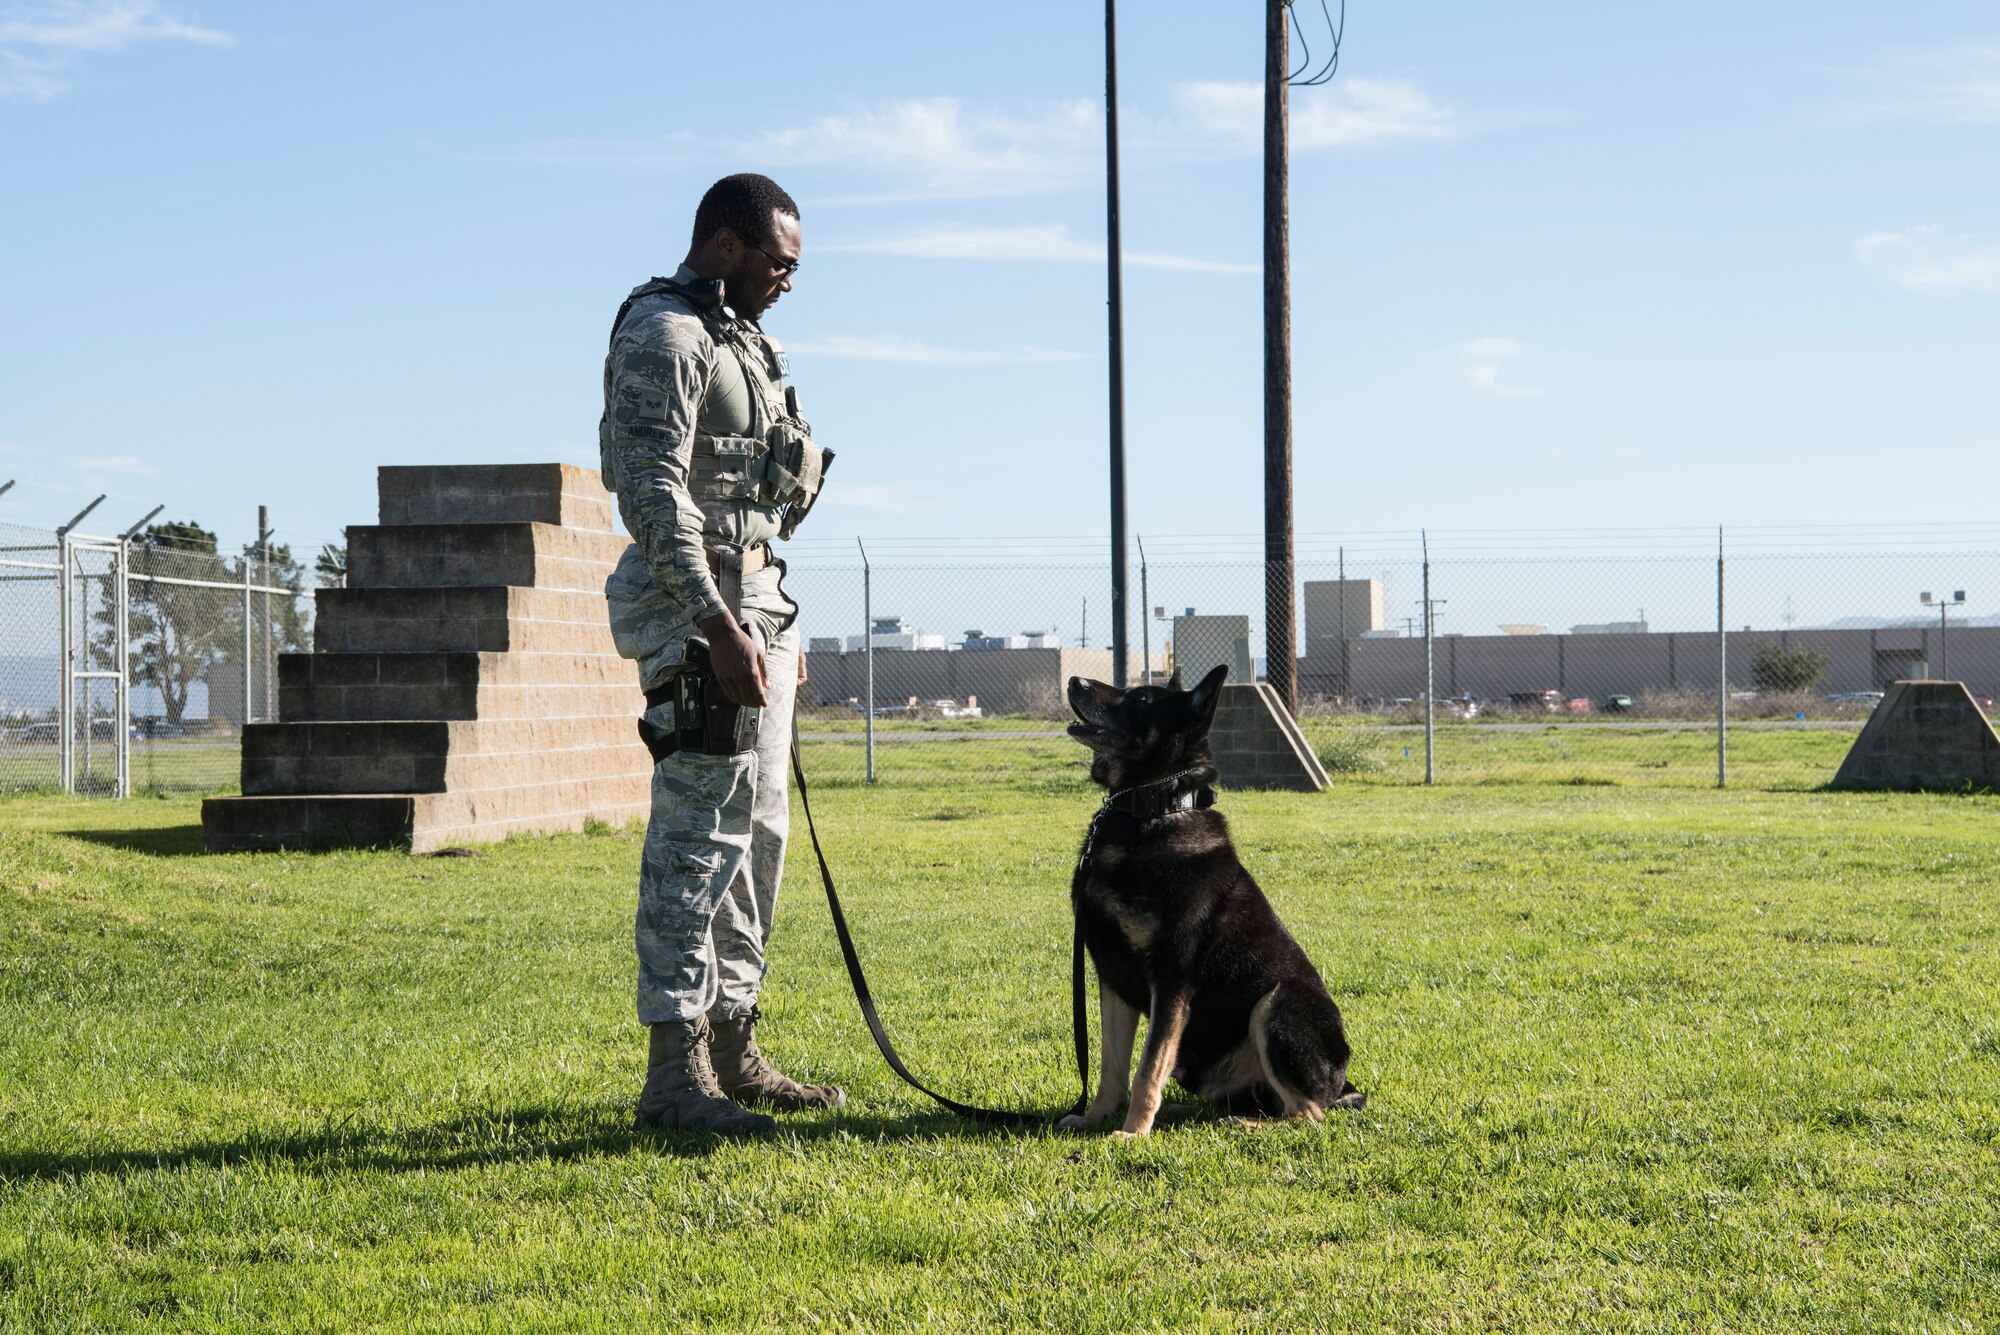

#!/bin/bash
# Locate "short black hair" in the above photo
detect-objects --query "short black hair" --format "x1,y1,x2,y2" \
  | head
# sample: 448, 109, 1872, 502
690, 173, 799, 250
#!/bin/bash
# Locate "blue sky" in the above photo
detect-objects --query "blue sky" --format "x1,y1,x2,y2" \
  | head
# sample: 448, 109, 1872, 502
1, 1, 1996, 564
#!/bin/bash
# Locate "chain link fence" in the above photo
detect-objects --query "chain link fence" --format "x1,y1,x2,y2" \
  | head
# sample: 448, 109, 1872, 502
783, 534, 2000, 791
8, 512, 1995, 799
1, 514, 309, 797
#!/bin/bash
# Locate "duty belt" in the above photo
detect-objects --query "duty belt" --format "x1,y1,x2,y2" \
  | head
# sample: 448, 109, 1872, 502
703, 542, 770, 580
705, 542, 770, 617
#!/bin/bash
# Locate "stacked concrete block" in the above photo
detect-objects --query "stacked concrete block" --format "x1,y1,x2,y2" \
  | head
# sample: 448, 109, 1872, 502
1831, 680, 2000, 791
202, 464, 651, 852
1209, 683, 1329, 793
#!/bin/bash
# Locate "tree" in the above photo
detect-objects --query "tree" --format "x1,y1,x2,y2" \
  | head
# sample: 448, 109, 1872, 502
89, 525, 317, 728
314, 534, 347, 589
107, 522, 233, 728
245, 538, 313, 655
1749, 642, 1830, 694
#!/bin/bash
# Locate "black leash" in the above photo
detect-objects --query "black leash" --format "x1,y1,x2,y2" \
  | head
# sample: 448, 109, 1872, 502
790, 723, 1091, 1127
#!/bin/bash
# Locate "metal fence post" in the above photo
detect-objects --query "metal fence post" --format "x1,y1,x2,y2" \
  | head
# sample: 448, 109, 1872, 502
858, 537, 874, 784
1423, 532, 1436, 786
56, 530, 70, 793
53, 495, 104, 795
1138, 536, 1150, 684
242, 550, 253, 728
113, 506, 161, 800
115, 536, 129, 797
1337, 545, 1348, 702
1716, 525, 1727, 789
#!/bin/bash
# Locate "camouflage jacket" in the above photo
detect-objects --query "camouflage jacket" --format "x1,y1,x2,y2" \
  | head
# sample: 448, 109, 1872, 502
597, 265, 798, 628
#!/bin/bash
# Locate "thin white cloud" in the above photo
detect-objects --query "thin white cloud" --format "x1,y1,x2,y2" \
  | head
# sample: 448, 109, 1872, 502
72, 453, 155, 475
1173, 77, 1459, 151
0, 47, 61, 100
1457, 337, 1542, 398
751, 96, 1099, 199
493, 78, 1462, 196
786, 335, 1086, 366
1855, 227, 2000, 295
1828, 44, 2000, 126
0, 1, 230, 102
824, 482, 916, 513
823, 224, 1253, 273
501, 97, 1098, 201
0, 1, 231, 50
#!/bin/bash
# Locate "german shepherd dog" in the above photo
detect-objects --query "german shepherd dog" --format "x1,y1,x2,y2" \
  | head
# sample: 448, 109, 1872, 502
1061, 665, 1364, 1137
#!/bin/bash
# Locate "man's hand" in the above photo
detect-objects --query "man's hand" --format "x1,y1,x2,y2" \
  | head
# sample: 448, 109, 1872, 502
798, 650, 809, 686
696, 613, 768, 708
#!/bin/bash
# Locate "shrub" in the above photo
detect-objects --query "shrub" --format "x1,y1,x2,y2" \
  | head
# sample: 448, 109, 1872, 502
1315, 733, 1380, 774
1749, 643, 1830, 694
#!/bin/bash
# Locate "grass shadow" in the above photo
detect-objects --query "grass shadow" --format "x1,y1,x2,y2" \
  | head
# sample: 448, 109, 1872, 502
0, 1101, 1061, 1182
62, 825, 208, 857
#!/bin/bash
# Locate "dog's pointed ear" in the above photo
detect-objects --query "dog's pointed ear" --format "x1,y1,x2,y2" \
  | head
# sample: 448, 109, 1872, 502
1188, 663, 1228, 723
1167, 667, 1184, 692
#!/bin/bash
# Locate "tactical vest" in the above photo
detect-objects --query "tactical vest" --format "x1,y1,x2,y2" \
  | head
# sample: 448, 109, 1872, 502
607, 276, 832, 542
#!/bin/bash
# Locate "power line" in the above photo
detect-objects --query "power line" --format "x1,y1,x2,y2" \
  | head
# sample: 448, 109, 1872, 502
1287, 0, 1344, 87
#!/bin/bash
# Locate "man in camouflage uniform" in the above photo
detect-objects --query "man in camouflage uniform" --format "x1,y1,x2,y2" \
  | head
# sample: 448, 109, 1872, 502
601, 173, 843, 1134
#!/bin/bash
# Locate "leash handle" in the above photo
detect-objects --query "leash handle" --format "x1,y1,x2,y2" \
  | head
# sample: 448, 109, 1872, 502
790, 722, 1090, 1127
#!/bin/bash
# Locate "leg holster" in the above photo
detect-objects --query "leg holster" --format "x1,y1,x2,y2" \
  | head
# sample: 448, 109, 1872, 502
638, 635, 761, 762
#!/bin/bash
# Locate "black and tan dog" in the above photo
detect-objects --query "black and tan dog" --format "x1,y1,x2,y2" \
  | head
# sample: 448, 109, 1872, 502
1060, 665, 1364, 1137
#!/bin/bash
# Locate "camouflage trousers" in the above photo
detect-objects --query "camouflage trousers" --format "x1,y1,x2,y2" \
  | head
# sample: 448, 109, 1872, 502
631, 590, 798, 1025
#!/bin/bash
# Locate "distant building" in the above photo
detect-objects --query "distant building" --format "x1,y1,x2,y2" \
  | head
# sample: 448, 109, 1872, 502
846, 616, 947, 652
1174, 614, 1253, 685
1303, 579, 1384, 655
1568, 620, 1649, 635
961, 629, 1062, 651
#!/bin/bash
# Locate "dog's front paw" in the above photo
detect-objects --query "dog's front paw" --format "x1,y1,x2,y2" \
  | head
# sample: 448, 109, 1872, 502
1057, 1114, 1093, 1131
1108, 1128, 1146, 1140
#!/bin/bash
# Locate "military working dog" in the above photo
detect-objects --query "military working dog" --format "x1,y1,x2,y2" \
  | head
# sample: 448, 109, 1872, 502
1061, 666, 1364, 1137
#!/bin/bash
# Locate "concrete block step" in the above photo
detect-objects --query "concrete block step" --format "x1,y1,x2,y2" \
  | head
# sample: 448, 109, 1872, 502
403, 774, 651, 850
345, 522, 631, 592
377, 463, 615, 533
241, 716, 653, 795
203, 773, 651, 853
314, 585, 622, 654
277, 651, 642, 722
202, 794, 417, 851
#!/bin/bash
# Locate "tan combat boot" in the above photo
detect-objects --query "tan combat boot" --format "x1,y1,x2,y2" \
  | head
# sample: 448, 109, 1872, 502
709, 1006, 847, 1111
635, 1016, 778, 1134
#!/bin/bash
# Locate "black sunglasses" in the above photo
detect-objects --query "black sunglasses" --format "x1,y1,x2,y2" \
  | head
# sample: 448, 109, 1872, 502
749, 241, 801, 278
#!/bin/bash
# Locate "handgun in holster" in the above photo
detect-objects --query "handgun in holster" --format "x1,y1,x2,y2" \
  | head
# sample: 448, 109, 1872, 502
636, 634, 760, 763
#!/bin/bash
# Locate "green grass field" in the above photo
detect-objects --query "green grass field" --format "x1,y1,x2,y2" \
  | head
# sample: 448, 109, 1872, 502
790, 717, 1861, 791
4, 748, 1998, 1331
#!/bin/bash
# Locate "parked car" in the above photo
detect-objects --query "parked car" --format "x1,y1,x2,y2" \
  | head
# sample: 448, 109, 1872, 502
1435, 693, 1479, 719
1507, 690, 1562, 713
1601, 693, 1634, 713
1822, 691, 1885, 711
1565, 697, 1591, 714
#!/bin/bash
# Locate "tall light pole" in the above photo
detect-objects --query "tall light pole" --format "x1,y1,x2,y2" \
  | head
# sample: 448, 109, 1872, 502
1920, 590, 1967, 679
1105, 0, 1130, 686
1263, 0, 1296, 711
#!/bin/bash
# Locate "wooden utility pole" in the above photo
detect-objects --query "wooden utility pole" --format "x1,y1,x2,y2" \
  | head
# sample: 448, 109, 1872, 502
1263, 0, 1297, 712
